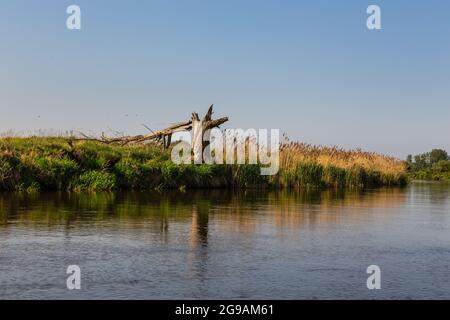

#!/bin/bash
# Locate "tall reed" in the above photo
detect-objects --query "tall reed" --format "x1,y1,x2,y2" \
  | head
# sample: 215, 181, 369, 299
276, 137, 407, 188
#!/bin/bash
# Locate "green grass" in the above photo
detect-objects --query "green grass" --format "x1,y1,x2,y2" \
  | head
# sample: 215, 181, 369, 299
0, 137, 406, 192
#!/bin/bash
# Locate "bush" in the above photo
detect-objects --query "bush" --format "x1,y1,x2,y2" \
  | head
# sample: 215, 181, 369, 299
71, 143, 121, 170
114, 157, 161, 189
160, 161, 183, 187
73, 171, 116, 191
432, 160, 450, 173
32, 156, 79, 189
0, 154, 21, 190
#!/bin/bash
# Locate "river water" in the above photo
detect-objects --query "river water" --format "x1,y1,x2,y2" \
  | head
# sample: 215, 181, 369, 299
1, 182, 449, 299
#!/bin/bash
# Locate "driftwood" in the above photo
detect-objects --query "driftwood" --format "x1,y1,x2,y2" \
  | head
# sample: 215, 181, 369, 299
74, 105, 228, 148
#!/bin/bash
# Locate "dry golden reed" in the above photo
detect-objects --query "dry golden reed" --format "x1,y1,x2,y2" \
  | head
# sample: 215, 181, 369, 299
277, 134, 407, 188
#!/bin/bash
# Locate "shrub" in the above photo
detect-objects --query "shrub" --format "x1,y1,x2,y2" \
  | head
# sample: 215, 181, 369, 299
114, 157, 161, 189
32, 156, 79, 189
73, 171, 116, 191
0, 154, 21, 190
72, 143, 121, 170
432, 160, 450, 173
160, 161, 183, 187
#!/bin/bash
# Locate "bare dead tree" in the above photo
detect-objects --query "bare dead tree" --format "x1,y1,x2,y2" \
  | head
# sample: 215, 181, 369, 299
72, 105, 228, 149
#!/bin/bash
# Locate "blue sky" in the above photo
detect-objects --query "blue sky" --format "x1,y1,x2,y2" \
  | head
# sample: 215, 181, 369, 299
1, 0, 449, 158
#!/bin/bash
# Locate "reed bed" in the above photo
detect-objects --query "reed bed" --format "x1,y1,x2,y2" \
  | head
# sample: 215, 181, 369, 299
276, 139, 407, 188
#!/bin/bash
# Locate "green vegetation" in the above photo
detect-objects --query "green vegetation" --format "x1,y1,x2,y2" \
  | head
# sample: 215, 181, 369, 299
0, 137, 263, 191
406, 149, 450, 181
0, 137, 407, 192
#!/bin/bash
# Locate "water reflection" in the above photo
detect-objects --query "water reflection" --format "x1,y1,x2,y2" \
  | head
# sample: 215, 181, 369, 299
0, 188, 409, 235
0, 187, 410, 262
3, 184, 450, 299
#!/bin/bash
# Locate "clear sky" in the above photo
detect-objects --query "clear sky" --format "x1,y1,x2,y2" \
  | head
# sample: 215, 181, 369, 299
1, 0, 449, 158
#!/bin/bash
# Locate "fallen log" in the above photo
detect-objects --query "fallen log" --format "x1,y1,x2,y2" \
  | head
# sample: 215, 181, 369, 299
72, 105, 228, 148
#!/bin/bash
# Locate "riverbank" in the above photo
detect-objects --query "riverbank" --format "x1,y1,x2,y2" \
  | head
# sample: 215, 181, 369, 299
0, 137, 407, 192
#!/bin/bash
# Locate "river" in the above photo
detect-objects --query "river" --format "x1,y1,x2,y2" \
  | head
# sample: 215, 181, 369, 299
1, 182, 449, 299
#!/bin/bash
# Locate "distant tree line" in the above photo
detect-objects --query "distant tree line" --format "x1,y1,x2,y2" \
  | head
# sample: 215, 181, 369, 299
406, 149, 450, 181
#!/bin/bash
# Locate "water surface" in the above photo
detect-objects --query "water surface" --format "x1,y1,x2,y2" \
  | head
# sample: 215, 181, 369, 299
1, 182, 450, 299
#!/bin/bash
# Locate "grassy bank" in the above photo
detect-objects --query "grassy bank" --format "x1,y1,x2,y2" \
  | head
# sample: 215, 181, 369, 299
0, 137, 407, 192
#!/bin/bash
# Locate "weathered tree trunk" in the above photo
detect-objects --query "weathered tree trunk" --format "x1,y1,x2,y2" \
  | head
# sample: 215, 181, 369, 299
191, 105, 228, 162
74, 104, 228, 150
192, 113, 203, 164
